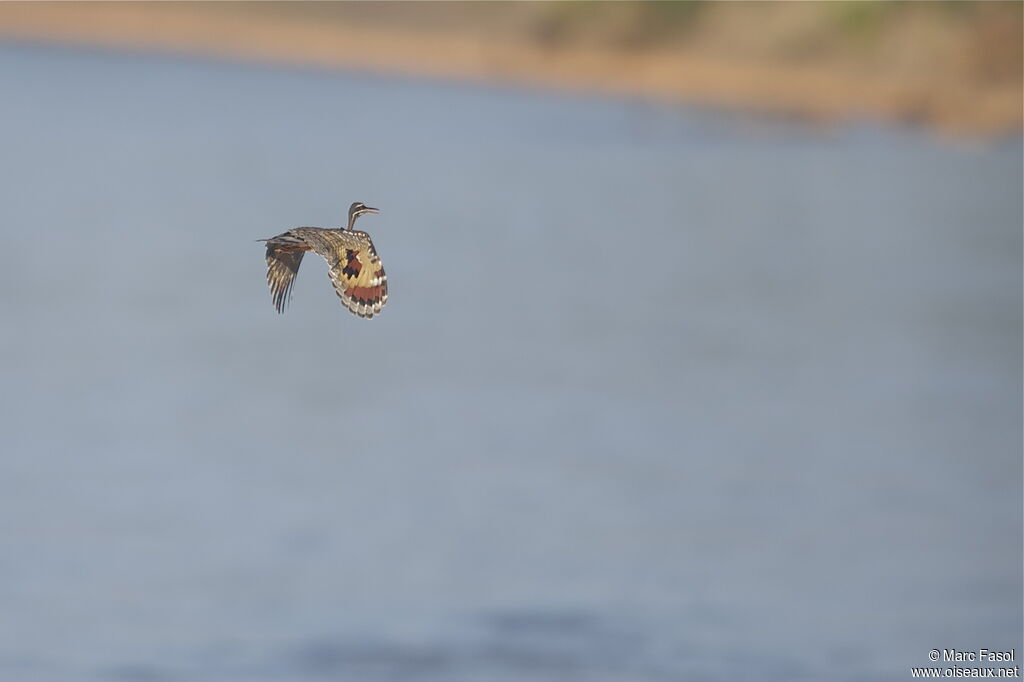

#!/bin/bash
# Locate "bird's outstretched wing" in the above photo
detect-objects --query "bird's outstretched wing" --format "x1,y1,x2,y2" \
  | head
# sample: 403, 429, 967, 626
321, 230, 388, 319
263, 233, 309, 313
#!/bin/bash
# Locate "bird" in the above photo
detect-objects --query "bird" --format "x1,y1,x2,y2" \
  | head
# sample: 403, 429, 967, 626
260, 202, 387, 318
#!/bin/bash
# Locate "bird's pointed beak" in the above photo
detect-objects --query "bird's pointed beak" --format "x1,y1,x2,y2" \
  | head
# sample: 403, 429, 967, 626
364, 206, 380, 214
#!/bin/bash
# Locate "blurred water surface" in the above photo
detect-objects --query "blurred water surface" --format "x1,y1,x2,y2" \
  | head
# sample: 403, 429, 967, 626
0, 43, 1020, 682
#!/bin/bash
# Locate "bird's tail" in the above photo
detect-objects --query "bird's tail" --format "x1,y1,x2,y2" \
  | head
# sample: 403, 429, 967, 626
261, 233, 307, 249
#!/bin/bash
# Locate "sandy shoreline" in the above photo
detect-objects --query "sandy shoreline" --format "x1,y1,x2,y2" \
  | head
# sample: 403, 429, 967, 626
1, 3, 1020, 136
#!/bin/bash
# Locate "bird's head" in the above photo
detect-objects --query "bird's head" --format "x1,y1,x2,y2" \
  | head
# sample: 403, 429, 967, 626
347, 202, 379, 230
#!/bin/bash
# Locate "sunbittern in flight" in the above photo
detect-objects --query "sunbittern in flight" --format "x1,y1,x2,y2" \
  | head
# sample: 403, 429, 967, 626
261, 202, 387, 318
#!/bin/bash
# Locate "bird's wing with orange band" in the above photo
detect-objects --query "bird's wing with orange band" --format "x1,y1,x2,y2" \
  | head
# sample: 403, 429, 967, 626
324, 231, 388, 319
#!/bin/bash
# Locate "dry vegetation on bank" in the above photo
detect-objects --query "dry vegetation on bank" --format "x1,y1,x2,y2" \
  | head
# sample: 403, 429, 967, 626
0, 1, 1020, 134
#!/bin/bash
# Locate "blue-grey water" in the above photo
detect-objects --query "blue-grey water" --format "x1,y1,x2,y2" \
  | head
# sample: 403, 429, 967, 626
0, 43, 1020, 681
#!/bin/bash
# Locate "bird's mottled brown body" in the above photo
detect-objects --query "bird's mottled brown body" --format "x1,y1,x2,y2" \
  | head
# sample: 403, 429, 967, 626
263, 216, 387, 318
